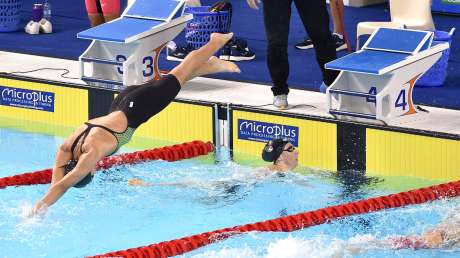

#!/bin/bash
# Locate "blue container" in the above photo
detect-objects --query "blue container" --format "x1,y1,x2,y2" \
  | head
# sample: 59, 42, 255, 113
416, 28, 455, 87
0, 0, 23, 32
184, 6, 231, 49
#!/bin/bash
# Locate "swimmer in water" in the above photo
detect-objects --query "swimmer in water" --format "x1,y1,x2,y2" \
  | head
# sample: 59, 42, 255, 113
128, 138, 299, 187
339, 206, 460, 256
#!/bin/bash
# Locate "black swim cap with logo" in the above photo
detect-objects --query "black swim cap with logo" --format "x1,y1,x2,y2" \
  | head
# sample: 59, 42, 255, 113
63, 159, 93, 188
261, 138, 291, 163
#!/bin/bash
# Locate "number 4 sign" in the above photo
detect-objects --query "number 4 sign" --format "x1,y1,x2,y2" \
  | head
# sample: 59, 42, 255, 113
394, 75, 419, 116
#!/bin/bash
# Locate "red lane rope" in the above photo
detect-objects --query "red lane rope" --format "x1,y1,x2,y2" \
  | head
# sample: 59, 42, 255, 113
0, 141, 213, 189
91, 180, 460, 258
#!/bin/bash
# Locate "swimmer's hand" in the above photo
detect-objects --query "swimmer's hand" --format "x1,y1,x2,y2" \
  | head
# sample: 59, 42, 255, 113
423, 230, 444, 248
128, 178, 152, 187
25, 201, 48, 218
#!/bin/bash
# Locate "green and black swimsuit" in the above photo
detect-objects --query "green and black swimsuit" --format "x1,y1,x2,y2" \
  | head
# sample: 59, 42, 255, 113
73, 74, 181, 155
63, 74, 181, 188
109, 74, 181, 129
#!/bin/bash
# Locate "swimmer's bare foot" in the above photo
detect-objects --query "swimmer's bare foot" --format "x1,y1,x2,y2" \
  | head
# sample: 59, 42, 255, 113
207, 56, 241, 73
210, 32, 234, 47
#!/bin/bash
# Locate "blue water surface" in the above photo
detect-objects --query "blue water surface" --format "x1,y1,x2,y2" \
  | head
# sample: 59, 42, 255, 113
0, 128, 459, 258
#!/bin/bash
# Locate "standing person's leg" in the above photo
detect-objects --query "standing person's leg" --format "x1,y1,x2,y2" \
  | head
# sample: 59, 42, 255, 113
85, 0, 105, 27
103, 14, 119, 23
169, 33, 239, 85
330, 0, 344, 35
263, 0, 292, 98
295, 0, 347, 51
185, 0, 201, 7
330, 0, 349, 52
101, 0, 121, 23
294, 0, 339, 87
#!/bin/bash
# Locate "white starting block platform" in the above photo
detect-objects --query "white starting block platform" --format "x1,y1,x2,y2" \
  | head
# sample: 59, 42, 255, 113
77, 0, 192, 89
325, 28, 449, 124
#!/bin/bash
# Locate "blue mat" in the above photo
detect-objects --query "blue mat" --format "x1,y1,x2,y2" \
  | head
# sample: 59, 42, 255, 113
0, 0, 459, 109
78, 17, 164, 42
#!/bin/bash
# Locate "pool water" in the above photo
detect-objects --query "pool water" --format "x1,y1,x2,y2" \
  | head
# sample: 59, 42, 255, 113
0, 128, 459, 258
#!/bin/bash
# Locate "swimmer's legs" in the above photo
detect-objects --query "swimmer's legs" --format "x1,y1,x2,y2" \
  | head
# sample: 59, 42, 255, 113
169, 33, 240, 86
191, 56, 240, 79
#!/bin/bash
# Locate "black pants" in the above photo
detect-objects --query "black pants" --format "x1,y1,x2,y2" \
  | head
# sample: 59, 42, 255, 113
263, 0, 339, 96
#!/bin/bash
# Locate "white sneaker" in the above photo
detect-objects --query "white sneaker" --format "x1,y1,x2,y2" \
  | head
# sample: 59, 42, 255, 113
39, 18, 53, 34
273, 94, 288, 109
25, 20, 40, 35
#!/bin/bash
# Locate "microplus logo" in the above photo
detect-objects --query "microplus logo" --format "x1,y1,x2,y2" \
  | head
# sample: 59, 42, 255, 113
0, 86, 55, 112
237, 119, 299, 146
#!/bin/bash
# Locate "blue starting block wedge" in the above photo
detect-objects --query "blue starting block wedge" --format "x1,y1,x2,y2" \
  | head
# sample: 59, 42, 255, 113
125, 0, 185, 21
325, 28, 449, 124
77, 0, 191, 89
78, 18, 164, 43
364, 28, 433, 54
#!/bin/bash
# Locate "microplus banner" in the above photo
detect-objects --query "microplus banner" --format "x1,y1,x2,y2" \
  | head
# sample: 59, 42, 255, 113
0, 86, 55, 112
237, 119, 299, 146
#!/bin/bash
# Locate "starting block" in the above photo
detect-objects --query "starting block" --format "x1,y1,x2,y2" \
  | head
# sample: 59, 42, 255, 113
325, 28, 449, 124
77, 0, 192, 89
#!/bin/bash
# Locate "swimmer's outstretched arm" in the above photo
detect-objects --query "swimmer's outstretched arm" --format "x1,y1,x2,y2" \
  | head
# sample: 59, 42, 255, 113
128, 178, 153, 187
422, 220, 460, 248
128, 178, 188, 188
334, 235, 422, 257
338, 230, 449, 256
51, 145, 72, 186
253, 168, 310, 187
31, 149, 101, 215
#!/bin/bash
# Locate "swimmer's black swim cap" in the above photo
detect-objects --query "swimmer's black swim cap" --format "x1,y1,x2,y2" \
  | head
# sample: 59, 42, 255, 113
261, 138, 291, 163
63, 159, 93, 188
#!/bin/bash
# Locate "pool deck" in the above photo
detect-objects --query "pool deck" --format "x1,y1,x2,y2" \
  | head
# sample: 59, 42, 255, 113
1, 50, 459, 136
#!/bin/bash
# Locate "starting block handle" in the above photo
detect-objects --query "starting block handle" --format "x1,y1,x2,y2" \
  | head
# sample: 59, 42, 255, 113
80, 57, 123, 66
80, 56, 128, 89
328, 89, 375, 98
81, 76, 124, 86
329, 109, 377, 120
327, 88, 379, 120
